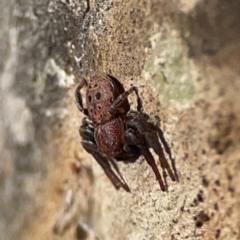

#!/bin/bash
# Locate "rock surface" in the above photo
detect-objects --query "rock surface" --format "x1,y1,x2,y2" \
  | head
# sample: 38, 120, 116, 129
0, 0, 240, 240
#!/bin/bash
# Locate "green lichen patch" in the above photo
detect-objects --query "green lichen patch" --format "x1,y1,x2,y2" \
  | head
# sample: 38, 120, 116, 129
143, 25, 197, 107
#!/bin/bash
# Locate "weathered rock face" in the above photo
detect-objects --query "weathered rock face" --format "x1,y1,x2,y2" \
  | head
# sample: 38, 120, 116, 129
1, 0, 240, 240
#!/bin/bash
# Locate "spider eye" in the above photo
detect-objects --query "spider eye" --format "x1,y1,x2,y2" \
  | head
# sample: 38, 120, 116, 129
96, 92, 101, 100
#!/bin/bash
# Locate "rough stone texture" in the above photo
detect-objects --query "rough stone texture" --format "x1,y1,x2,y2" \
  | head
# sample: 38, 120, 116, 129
1, 0, 240, 240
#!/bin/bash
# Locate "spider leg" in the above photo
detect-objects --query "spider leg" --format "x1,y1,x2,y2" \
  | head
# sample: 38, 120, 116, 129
108, 157, 130, 191
144, 132, 176, 182
75, 78, 89, 116
82, 117, 94, 129
109, 86, 143, 115
79, 121, 130, 192
157, 128, 179, 181
141, 147, 166, 191
97, 156, 129, 192
123, 129, 166, 191
82, 140, 130, 192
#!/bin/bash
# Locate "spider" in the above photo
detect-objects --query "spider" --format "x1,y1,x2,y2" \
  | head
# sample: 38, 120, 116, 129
75, 73, 177, 192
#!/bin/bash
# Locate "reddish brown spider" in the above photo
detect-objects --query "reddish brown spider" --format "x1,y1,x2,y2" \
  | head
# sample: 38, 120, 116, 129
75, 73, 177, 192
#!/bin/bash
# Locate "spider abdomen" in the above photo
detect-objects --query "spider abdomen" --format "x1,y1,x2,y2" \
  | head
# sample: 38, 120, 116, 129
95, 117, 124, 157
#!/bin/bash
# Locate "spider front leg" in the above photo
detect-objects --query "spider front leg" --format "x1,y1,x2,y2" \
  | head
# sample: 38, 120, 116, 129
79, 119, 130, 192
157, 128, 179, 181
124, 111, 177, 191
123, 128, 166, 191
83, 142, 131, 192
145, 120, 178, 181
144, 131, 176, 182
109, 86, 143, 115
75, 78, 89, 116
